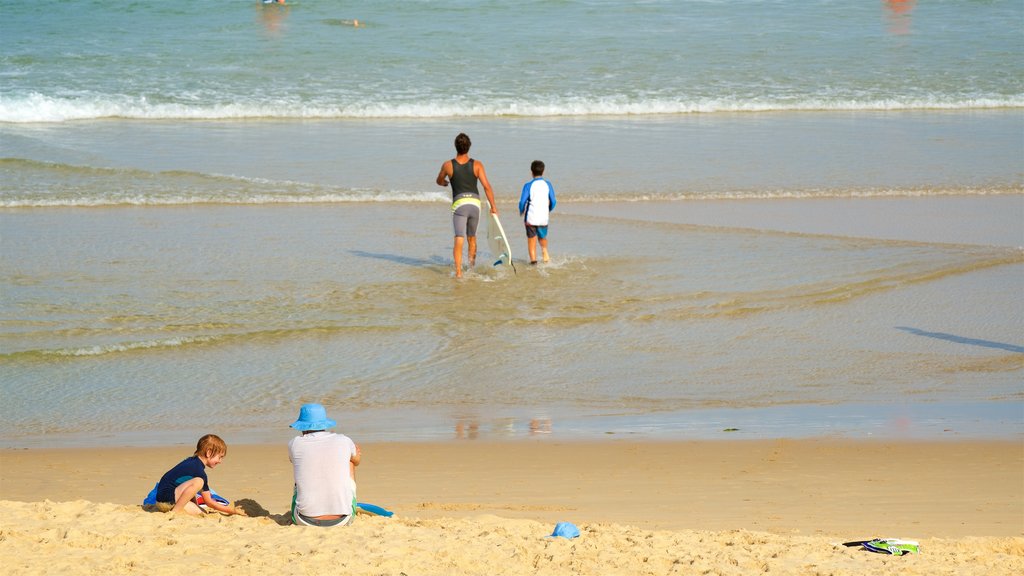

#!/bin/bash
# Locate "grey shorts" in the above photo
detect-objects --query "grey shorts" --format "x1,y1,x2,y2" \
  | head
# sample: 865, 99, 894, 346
452, 203, 481, 238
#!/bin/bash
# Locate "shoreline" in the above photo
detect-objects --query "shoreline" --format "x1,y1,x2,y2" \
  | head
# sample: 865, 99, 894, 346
3, 399, 1021, 450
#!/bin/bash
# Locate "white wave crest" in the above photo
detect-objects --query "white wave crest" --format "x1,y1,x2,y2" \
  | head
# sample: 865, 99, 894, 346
573, 187, 1023, 203
2, 92, 1022, 123
44, 336, 217, 357
0, 190, 450, 208
5, 187, 1018, 209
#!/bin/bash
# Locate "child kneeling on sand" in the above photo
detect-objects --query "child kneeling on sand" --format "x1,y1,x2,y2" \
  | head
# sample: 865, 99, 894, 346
156, 434, 245, 516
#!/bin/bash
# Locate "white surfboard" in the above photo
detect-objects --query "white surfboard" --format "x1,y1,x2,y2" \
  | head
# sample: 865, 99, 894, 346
485, 204, 516, 273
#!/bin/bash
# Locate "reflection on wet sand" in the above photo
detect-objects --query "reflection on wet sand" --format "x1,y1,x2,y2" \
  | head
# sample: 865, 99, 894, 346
454, 419, 479, 440
454, 418, 552, 439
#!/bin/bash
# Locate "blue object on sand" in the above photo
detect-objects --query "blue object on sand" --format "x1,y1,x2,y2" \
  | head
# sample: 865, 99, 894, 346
550, 522, 580, 539
143, 483, 159, 505
355, 502, 394, 517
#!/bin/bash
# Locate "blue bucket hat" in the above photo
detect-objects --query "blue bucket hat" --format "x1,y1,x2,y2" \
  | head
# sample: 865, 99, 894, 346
290, 403, 337, 431
550, 522, 580, 539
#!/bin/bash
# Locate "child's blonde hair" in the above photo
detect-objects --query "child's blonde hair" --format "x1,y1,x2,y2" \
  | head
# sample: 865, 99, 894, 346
194, 434, 227, 458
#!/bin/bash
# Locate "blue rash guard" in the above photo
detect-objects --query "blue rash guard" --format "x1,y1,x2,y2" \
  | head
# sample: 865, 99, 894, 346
518, 177, 556, 226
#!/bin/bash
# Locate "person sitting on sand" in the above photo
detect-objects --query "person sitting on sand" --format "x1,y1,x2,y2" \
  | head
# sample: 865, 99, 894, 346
155, 434, 245, 516
288, 403, 361, 527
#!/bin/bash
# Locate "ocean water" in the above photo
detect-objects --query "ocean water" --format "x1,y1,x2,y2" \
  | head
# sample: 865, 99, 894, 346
3, 0, 1022, 122
1, 1, 1022, 447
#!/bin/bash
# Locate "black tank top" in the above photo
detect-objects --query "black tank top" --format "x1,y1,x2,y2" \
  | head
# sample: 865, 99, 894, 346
450, 158, 480, 202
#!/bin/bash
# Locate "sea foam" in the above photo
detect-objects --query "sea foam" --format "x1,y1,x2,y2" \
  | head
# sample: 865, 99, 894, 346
2, 92, 1022, 123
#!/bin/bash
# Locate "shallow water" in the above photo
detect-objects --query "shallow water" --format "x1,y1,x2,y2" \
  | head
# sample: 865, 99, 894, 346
3, 112, 1022, 207
2, 196, 1021, 446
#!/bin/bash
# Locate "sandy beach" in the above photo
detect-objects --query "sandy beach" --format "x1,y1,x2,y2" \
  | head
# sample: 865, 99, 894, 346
2, 440, 1022, 575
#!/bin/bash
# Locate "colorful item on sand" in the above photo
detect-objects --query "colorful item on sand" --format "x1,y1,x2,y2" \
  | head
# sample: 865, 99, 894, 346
355, 502, 394, 517
863, 539, 920, 556
195, 492, 230, 508
843, 538, 920, 556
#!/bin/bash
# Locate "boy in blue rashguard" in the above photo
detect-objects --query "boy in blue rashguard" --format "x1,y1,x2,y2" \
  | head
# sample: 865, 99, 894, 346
518, 160, 556, 264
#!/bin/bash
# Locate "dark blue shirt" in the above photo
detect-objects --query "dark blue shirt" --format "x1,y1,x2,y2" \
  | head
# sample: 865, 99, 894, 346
155, 455, 209, 504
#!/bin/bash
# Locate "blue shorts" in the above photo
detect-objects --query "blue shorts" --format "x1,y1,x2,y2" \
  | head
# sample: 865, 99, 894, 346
525, 224, 548, 239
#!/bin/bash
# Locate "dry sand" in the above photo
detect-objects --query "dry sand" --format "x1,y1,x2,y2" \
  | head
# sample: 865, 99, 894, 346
2, 439, 1022, 575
